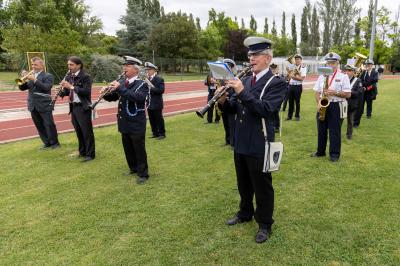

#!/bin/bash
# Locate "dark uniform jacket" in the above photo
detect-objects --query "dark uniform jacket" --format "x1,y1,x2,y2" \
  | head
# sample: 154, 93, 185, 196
223, 70, 287, 158
360, 69, 378, 100
19, 72, 54, 112
60, 70, 93, 112
104, 78, 149, 134
148, 75, 165, 110
347, 77, 363, 110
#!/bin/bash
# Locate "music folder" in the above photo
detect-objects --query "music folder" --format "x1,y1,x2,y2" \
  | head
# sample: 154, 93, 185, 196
207, 62, 235, 80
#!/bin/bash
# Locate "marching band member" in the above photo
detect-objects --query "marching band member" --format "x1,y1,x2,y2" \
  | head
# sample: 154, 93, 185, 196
311, 52, 351, 162
103, 56, 150, 184
343, 64, 363, 139
219, 37, 286, 243
286, 54, 307, 121
60, 56, 95, 161
18, 57, 60, 149
204, 70, 220, 124
355, 59, 379, 126
145, 62, 166, 140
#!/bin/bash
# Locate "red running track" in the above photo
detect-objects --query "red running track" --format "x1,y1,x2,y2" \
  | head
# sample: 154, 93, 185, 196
0, 96, 206, 143
0, 80, 205, 110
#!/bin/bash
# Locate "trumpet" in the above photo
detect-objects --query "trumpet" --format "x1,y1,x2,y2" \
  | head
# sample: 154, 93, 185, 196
50, 71, 71, 108
195, 64, 253, 118
286, 55, 300, 78
90, 72, 126, 110
15, 70, 34, 85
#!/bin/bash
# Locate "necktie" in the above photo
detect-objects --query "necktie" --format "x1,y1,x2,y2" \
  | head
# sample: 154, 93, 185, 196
251, 75, 256, 86
125, 79, 129, 87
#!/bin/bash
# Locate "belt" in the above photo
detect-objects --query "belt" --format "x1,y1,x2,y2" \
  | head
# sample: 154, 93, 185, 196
72, 102, 82, 106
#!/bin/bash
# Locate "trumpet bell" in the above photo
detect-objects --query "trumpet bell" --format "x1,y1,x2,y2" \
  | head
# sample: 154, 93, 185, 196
15, 78, 24, 85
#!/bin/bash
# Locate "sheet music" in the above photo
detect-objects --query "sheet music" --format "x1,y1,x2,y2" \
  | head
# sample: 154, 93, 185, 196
207, 62, 235, 80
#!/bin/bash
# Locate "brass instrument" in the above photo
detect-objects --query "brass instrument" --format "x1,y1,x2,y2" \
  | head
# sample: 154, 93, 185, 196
139, 70, 156, 89
15, 70, 34, 85
286, 55, 300, 78
195, 64, 253, 118
353, 52, 367, 77
90, 72, 126, 110
319, 75, 330, 121
50, 71, 71, 108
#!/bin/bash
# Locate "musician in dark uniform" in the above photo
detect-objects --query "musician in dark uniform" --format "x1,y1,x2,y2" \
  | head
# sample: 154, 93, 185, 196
286, 54, 307, 121
311, 53, 351, 162
145, 62, 166, 140
204, 72, 220, 124
18, 57, 60, 149
104, 56, 150, 184
218, 37, 287, 243
343, 64, 363, 139
218, 58, 236, 146
60, 56, 95, 162
357, 59, 378, 124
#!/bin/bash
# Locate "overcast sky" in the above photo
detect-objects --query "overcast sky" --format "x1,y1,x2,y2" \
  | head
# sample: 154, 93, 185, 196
85, 0, 399, 36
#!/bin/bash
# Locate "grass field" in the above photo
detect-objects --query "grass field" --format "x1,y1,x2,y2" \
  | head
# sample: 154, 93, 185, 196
1, 80, 399, 264
0, 72, 204, 91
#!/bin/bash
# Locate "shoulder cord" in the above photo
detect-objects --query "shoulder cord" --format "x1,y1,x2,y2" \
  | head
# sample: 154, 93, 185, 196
259, 74, 280, 142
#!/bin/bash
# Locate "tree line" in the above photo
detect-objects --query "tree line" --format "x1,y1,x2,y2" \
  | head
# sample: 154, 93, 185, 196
0, 0, 399, 72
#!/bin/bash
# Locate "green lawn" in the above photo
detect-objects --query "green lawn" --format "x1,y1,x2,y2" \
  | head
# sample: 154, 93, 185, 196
0, 80, 399, 264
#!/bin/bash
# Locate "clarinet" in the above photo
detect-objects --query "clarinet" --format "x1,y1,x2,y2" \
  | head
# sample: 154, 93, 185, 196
90, 72, 126, 110
195, 65, 252, 118
50, 71, 70, 108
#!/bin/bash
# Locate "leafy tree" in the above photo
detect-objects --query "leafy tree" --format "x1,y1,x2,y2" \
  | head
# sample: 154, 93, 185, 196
271, 19, 277, 36
377, 7, 391, 42
318, 0, 335, 53
365, 0, 374, 48
250, 15, 257, 32
300, 5, 309, 44
281, 11, 286, 37
224, 29, 248, 61
196, 17, 201, 31
241, 18, 245, 29
310, 4, 320, 54
264, 17, 269, 34
291, 14, 297, 50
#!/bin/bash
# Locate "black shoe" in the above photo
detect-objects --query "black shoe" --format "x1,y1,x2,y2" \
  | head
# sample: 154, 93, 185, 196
39, 144, 51, 150
346, 135, 352, 140
136, 177, 148, 185
51, 143, 61, 149
149, 135, 158, 138
353, 124, 359, 128
274, 128, 279, 133
157, 135, 166, 140
214, 120, 220, 124
367, 116, 371, 119
294, 117, 300, 121
225, 216, 252, 226
255, 228, 271, 244
329, 157, 339, 162
285, 117, 292, 121
311, 152, 325, 157
81, 156, 94, 162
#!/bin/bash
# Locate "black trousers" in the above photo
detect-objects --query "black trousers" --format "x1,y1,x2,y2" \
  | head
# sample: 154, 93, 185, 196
362, 94, 373, 117
31, 108, 59, 146
287, 84, 302, 118
71, 105, 95, 158
221, 112, 231, 145
206, 92, 220, 123
346, 107, 357, 137
234, 152, 274, 230
354, 92, 364, 126
121, 133, 149, 178
148, 109, 165, 137
316, 102, 342, 159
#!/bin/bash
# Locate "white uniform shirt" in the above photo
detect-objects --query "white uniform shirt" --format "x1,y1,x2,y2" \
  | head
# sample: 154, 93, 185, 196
313, 69, 351, 102
289, 65, 307, 85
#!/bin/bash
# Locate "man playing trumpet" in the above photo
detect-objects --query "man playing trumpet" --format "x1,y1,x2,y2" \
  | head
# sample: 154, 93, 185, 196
18, 57, 60, 149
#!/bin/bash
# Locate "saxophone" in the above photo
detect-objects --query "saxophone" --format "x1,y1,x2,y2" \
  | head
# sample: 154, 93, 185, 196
318, 75, 330, 122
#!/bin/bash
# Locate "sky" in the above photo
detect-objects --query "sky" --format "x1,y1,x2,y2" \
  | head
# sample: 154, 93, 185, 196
85, 0, 399, 36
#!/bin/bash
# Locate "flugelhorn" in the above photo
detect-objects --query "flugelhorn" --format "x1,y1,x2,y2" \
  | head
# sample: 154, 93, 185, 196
195, 64, 252, 118
50, 71, 71, 108
90, 72, 126, 110
15, 70, 34, 85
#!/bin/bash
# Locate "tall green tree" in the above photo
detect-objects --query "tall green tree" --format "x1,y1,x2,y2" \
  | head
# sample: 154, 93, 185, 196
300, 5, 309, 44
377, 7, 391, 42
264, 17, 269, 34
281, 11, 286, 36
224, 29, 248, 61
291, 14, 297, 49
196, 17, 201, 31
241, 18, 245, 29
250, 15, 257, 32
310, 4, 320, 53
271, 18, 277, 36
319, 0, 335, 53
365, 0, 374, 48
